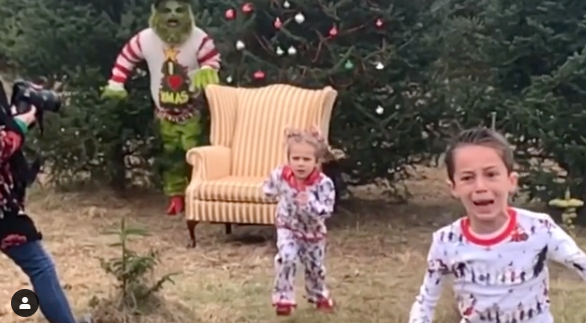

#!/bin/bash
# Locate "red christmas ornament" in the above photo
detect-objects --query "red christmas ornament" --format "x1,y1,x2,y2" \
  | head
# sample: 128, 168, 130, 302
253, 70, 265, 79
225, 9, 235, 20
242, 3, 253, 13
375, 19, 383, 28
274, 17, 283, 29
329, 26, 338, 36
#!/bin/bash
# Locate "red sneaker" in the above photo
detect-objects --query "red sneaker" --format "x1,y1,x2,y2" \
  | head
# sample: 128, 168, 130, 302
166, 196, 184, 215
274, 303, 296, 316
316, 298, 334, 312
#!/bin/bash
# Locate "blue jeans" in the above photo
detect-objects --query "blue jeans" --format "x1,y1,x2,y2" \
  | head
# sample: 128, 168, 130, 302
3, 241, 76, 323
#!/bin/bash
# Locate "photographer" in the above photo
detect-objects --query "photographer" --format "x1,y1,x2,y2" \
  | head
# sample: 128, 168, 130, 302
0, 85, 85, 322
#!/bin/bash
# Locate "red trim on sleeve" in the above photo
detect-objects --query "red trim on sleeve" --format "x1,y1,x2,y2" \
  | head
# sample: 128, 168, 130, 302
110, 75, 126, 83
133, 34, 142, 55
114, 63, 130, 76
198, 50, 219, 65
197, 36, 211, 53
125, 38, 140, 61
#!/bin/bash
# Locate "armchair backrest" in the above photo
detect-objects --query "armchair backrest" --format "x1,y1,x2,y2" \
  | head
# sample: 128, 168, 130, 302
205, 84, 337, 178
204, 84, 239, 147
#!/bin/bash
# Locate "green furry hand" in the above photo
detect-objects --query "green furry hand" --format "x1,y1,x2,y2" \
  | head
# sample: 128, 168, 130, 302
101, 84, 128, 100
192, 68, 219, 90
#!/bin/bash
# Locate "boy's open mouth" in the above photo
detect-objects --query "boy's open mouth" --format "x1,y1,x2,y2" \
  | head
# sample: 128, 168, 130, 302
473, 199, 494, 206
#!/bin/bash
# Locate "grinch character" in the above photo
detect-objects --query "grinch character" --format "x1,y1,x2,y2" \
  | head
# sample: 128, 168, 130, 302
101, 0, 220, 215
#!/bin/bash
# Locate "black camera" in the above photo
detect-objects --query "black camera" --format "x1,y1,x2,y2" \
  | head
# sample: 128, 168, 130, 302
11, 80, 62, 116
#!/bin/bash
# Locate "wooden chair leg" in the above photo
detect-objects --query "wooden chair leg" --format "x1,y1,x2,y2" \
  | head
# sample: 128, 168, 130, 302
225, 224, 232, 234
186, 220, 198, 248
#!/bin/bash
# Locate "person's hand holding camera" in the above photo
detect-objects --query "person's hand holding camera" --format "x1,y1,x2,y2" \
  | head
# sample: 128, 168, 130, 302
13, 105, 37, 126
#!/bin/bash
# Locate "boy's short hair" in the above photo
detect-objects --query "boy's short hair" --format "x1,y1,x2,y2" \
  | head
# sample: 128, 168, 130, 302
444, 127, 514, 180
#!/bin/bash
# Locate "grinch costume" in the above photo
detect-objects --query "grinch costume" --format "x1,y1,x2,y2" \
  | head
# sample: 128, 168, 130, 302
102, 0, 220, 215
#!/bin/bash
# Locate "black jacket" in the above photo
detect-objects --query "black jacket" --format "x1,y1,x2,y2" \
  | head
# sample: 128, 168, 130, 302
0, 82, 41, 250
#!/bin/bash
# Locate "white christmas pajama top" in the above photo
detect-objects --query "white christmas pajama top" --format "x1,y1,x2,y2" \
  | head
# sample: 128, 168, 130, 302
263, 165, 336, 240
409, 207, 586, 323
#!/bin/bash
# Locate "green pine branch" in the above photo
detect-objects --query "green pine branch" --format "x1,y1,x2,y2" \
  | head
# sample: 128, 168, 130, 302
98, 217, 180, 313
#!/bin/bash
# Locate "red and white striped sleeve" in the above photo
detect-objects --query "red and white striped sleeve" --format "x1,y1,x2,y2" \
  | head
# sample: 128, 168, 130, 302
109, 32, 145, 86
197, 34, 220, 70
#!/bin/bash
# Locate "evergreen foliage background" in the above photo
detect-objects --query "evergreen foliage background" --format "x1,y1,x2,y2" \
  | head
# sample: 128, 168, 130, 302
0, 0, 583, 205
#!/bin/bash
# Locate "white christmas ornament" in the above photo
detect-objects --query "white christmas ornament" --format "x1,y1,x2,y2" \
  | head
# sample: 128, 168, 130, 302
226, 76, 233, 83
376, 106, 384, 114
235, 40, 245, 50
375, 62, 384, 70
276, 47, 284, 55
287, 46, 297, 55
294, 13, 305, 24
283, 1, 290, 8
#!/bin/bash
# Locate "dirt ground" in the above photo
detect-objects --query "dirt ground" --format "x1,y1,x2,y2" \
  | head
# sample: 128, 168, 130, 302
1, 167, 586, 323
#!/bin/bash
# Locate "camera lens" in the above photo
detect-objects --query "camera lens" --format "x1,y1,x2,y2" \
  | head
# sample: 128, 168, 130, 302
39, 90, 61, 112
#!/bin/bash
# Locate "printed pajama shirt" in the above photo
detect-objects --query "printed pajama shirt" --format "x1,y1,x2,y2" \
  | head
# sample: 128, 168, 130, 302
409, 207, 586, 323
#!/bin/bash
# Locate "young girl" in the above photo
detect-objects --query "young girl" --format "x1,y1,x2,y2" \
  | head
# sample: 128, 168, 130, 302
263, 127, 336, 316
409, 127, 586, 323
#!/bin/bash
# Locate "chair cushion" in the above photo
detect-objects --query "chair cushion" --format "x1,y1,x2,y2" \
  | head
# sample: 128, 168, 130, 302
193, 176, 271, 203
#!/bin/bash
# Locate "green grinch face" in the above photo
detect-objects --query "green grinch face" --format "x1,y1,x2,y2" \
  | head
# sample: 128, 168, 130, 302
157, 0, 190, 29
150, 0, 194, 44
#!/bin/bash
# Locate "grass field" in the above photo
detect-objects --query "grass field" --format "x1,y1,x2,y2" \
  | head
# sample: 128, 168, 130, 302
1, 167, 585, 323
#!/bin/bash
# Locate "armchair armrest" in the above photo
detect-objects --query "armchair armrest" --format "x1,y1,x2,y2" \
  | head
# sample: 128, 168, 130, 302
186, 146, 231, 181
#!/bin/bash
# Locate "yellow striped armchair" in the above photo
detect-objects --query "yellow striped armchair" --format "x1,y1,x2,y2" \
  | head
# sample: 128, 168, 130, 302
184, 84, 338, 247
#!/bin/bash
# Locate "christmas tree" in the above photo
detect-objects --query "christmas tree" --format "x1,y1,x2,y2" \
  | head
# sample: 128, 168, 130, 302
206, 0, 445, 186
217, 1, 390, 86
434, 0, 586, 202
0, 0, 446, 192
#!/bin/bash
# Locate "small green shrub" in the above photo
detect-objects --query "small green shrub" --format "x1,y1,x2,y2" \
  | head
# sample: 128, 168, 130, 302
92, 217, 179, 314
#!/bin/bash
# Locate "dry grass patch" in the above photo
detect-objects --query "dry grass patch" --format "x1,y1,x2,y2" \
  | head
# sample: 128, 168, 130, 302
0, 167, 584, 322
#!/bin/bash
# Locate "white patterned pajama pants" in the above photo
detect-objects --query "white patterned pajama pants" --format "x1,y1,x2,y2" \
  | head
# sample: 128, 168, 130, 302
272, 228, 329, 305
